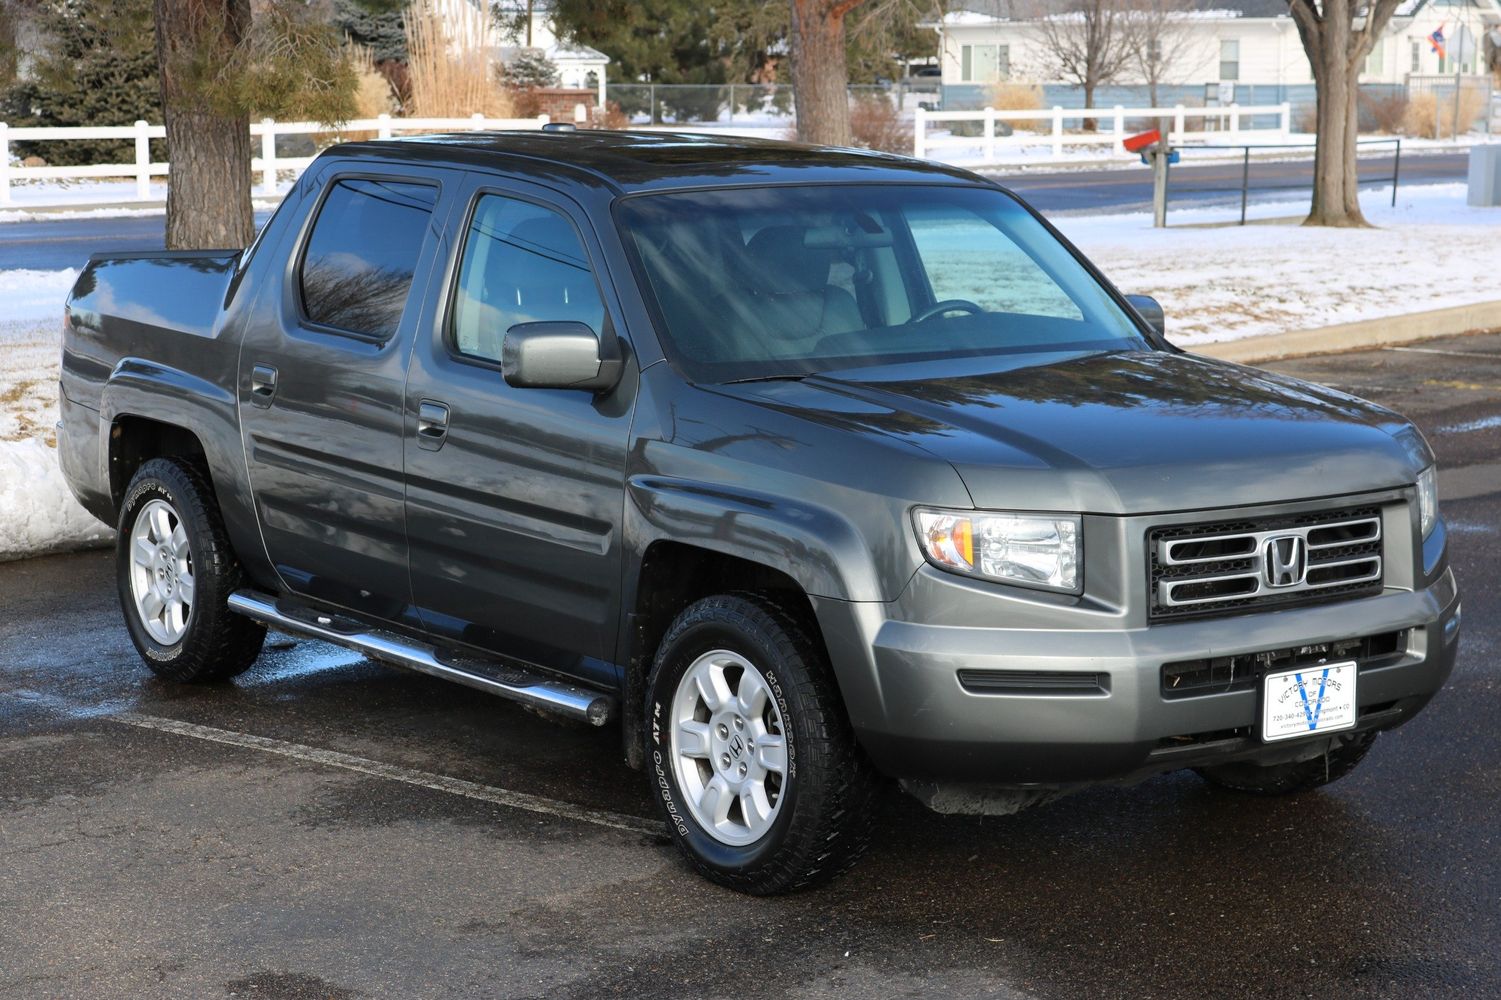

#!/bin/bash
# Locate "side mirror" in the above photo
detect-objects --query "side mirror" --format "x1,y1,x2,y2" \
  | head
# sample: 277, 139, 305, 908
501, 321, 623, 392
1125, 294, 1166, 338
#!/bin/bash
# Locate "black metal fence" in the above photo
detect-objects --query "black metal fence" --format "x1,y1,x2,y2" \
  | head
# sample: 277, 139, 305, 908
1164, 139, 1404, 225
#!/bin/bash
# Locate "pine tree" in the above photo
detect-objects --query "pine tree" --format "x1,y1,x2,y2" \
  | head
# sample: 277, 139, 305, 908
2, 0, 161, 166
505, 50, 560, 89
333, 0, 406, 62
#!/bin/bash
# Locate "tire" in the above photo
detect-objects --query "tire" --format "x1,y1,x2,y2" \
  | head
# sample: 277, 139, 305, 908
1195, 730, 1378, 795
116, 457, 265, 682
644, 592, 878, 895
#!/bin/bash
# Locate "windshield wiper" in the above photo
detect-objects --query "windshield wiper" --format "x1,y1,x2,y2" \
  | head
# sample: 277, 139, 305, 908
721, 373, 812, 385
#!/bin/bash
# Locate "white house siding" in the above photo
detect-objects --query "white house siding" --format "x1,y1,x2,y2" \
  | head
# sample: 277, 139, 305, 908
932, 0, 1498, 102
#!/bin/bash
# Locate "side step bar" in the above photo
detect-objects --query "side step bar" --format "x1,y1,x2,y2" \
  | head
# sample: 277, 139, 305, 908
226, 590, 614, 726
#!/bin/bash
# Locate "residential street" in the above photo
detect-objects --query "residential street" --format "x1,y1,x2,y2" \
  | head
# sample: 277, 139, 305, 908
0, 152, 1468, 271
1, 333, 1497, 1000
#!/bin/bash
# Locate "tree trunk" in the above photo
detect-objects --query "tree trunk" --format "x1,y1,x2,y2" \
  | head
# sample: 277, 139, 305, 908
1082, 80, 1097, 131
1305, 13, 1365, 226
790, 0, 861, 146
154, 0, 255, 249
1288, 0, 1402, 227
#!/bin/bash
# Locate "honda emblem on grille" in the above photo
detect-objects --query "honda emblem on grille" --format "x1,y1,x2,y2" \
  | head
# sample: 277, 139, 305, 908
1263, 535, 1307, 588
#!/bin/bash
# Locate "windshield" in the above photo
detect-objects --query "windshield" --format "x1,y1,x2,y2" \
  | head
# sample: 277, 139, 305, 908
615, 183, 1149, 383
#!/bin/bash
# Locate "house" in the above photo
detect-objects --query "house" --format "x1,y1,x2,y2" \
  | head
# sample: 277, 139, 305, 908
492, 0, 611, 105
928, 0, 1500, 107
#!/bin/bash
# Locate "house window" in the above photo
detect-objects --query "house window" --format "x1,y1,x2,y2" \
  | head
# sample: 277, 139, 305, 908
960, 44, 1009, 83
1219, 39, 1240, 81
1412, 39, 1422, 73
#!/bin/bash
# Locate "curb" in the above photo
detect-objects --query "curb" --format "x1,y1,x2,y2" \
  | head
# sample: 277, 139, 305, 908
1189, 300, 1501, 363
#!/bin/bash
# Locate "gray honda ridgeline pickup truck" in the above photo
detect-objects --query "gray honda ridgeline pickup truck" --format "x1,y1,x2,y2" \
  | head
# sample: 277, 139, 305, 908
59, 130, 1460, 894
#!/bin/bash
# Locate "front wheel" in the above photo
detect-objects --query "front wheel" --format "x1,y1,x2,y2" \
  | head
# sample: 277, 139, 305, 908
645, 593, 878, 894
117, 457, 265, 682
1195, 730, 1378, 795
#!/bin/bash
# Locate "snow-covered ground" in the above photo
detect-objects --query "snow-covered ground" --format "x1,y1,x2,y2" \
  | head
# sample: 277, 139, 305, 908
0, 269, 112, 561
1056, 183, 1501, 344
0, 183, 1497, 560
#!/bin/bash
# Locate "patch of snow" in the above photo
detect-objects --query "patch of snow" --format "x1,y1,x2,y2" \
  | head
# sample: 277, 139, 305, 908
0, 310, 112, 562
1437, 413, 1501, 435
0, 437, 111, 562
0, 269, 76, 323
1053, 183, 1501, 345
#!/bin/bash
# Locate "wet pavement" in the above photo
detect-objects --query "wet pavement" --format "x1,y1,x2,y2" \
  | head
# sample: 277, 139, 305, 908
2, 335, 1498, 999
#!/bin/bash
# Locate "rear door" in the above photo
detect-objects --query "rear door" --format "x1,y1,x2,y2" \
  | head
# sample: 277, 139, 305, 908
238, 161, 455, 623
401, 175, 636, 686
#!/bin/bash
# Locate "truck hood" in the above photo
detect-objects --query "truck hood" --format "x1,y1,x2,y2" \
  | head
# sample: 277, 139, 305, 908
720, 351, 1422, 515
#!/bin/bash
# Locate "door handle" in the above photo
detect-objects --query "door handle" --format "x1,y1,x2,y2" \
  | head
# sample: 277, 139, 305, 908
416, 399, 450, 451
249, 364, 278, 408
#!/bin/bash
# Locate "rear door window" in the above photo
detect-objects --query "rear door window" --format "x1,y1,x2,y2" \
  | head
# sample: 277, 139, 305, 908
299, 178, 438, 340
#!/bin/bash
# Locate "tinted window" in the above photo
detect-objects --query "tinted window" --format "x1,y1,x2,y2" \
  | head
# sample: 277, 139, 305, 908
300, 178, 437, 339
451, 194, 606, 364
617, 184, 1145, 383
907, 203, 1082, 321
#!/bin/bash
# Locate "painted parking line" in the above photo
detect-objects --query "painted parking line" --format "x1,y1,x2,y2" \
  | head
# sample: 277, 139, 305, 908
1385, 347, 1501, 360
3, 689, 658, 837
111, 712, 662, 837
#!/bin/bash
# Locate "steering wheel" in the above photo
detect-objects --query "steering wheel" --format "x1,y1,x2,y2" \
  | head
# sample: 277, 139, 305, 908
908, 299, 984, 324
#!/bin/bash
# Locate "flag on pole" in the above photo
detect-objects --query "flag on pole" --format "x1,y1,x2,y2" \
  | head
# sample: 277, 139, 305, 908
1429, 23, 1448, 60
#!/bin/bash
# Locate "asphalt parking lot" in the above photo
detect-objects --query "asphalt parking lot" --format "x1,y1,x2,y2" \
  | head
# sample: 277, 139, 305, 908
2, 333, 1498, 1000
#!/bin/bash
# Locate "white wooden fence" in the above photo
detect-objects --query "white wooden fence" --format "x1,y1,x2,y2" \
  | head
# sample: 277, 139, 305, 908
0, 113, 550, 206
914, 102, 1294, 163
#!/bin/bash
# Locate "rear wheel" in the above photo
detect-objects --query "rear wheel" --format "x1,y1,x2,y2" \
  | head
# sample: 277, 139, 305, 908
645, 593, 878, 894
1195, 731, 1378, 795
117, 458, 265, 682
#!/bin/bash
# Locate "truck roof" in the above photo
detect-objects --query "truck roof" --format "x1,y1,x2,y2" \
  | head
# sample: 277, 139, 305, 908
333, 129, 979, 195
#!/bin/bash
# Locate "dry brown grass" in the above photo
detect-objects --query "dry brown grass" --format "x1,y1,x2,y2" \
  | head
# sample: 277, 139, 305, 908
317, 44, 398, 145
1403, 89, 1488, 138
403, 1, 513, 119
1360, 92, 1409, 134
987, 81, 1049, 134
350, 44, 397, 119
849, 95, 912, 154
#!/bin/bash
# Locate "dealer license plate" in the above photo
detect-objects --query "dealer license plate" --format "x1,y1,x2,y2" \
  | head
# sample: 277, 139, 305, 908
1261, 661, 1358, 743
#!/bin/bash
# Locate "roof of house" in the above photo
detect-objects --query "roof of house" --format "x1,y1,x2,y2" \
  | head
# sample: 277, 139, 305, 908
943, 0, 1291, 22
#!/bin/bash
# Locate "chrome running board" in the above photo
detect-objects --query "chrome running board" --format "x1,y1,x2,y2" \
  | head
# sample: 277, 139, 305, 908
227, 590, 614, 726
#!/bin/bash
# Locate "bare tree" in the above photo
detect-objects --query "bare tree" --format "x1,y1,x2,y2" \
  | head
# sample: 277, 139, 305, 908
1026, 0, 1136, 128
1126, 0, 1207, 108
1287, 0, 1403, 227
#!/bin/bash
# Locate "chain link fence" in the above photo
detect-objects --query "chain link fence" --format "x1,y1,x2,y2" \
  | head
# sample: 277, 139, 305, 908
603, 83, 932, 126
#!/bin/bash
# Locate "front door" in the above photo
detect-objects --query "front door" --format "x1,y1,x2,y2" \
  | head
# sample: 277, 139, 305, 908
402, 178, 636, 686
238, 163, 453, 623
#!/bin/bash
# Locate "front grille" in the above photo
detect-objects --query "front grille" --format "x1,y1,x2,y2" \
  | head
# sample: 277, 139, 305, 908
1148, 505, 1385, 622
1160, 629, 1407, 699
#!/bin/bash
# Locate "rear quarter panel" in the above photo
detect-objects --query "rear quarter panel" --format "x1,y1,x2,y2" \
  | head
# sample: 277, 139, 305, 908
61, 248, 276, 585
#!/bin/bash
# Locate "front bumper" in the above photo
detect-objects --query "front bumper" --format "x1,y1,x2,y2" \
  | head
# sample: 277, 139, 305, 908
815, 562, 1461, 787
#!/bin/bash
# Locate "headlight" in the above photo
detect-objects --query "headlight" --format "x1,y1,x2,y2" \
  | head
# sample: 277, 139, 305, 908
914, 508, 1080, 592
1417, 465, 1438, 539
